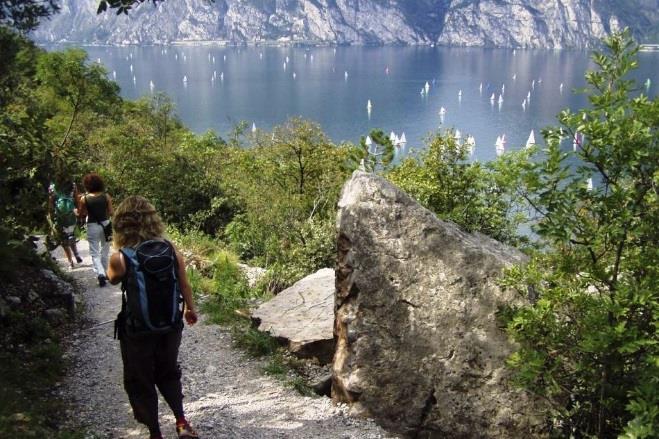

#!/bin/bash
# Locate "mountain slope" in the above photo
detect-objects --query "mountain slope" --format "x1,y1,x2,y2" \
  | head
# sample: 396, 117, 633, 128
32, 0, 659, 48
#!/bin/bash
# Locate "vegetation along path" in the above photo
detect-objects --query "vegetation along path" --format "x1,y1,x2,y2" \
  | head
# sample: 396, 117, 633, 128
56, 240, 394, 439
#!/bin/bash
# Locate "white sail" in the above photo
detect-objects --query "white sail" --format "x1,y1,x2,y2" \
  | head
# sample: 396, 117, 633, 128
182, 75, 187, 83
390, 131, 397, 143
587, 178, 593, 191
425, 81, 430, 93
498, 94, 504, 104
365, 135, 373, 147
252, 123, 256, 133
454, 129, 462, 141
400, 132, 407, 144
458, 89, 462, 97
367, 99, 372, 110
495, 136, 505, 156
479, 82, 483, 93
526, 130, 535, 148
439, 107, 446, 115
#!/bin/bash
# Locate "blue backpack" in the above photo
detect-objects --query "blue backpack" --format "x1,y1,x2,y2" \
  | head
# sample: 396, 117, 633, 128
116, 240, 183, 338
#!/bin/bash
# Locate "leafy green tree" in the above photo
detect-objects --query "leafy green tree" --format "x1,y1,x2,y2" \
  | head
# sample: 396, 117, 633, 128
0, 28, 51, 262
349, 129, 395, 172
223, 118, 350, 282
387, 130, 530, 246
0, 0, 59, 32
35, 48, 121, 178
501, 29, 658, 438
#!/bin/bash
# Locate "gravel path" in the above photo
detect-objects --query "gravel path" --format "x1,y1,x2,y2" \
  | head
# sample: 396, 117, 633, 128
56, 240, 396, 439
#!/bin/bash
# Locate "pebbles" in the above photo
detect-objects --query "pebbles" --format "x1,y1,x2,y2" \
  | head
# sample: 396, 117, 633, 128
57, 241, 397, 438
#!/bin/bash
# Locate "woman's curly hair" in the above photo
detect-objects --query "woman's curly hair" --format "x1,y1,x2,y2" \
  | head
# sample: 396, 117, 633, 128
82, 172, 105, 193
112, 196, 165, 249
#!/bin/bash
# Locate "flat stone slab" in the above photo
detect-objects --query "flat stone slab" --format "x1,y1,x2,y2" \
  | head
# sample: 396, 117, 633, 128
252, 268, 335, 363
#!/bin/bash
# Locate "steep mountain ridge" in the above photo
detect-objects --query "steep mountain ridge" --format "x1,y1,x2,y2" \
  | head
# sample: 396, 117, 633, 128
32, 0, 659, 48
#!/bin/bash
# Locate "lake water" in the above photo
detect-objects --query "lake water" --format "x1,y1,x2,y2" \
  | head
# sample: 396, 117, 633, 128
48, 45, 659, 161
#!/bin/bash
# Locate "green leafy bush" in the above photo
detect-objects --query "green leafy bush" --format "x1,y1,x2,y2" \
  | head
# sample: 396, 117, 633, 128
387, 130, 530, 247
501, 30, 658, 438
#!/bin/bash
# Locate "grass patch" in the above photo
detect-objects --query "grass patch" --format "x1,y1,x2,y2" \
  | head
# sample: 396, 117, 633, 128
0, 312, 86, 438
231, 323, 279, 357
174, 231, 318, 397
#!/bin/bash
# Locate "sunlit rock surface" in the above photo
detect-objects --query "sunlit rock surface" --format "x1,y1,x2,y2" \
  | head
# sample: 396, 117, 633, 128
32, 0, 657, 48
332, 171, 546, 438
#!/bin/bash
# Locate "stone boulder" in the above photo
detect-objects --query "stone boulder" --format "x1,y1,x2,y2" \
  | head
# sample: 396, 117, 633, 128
333, 171, 545, 438
252, 268, 335, 363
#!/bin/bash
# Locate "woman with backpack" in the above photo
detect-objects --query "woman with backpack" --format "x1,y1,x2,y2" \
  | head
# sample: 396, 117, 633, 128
48, 176, 83, 269
106, 195, 199, 439
78, 173, 113, 287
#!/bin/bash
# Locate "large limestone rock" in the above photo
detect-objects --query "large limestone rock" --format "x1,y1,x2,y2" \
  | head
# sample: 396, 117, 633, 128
333, 172, 545, 438
252, 268, 335, 363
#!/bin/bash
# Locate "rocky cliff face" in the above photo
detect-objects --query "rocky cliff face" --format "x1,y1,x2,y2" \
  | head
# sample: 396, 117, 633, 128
33, 0, 658, 48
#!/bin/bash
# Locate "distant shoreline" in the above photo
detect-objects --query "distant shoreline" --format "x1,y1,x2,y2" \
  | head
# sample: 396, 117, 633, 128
35, 39, 595, 52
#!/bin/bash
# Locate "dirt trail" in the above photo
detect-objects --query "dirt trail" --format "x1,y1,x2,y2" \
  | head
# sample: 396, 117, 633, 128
55, 240, 394, 439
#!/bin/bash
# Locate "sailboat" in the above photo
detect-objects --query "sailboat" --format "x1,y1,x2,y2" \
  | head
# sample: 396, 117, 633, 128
496, 136, 507, 156
425, 81, 430, 94
454, 129, 462, 142
526, 130, 535, 148
390, 132, 397, 144
367, 99, 372, 111
479, 82, 483, 93
490, 93, 496, 102
399, 132, 407, 144
252, 123, 257, 133
587, 178, 593, 191
438, 107, 447, 116
466, 135, 476, 154
498, 94, 504, 104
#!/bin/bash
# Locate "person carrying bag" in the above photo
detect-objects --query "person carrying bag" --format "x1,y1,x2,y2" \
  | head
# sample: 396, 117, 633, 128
78, 172, 113, 287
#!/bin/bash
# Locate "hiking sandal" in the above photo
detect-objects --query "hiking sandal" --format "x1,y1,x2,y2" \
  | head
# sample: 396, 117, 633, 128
176, 422, 199, 438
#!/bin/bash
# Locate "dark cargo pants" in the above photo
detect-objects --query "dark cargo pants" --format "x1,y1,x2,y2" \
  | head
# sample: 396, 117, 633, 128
120, 328, 185, 432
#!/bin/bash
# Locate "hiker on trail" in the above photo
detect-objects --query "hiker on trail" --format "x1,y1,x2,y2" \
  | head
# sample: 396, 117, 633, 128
107, 195, 200, 439
48, 177, 83, 269
78, 173, 113, 287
